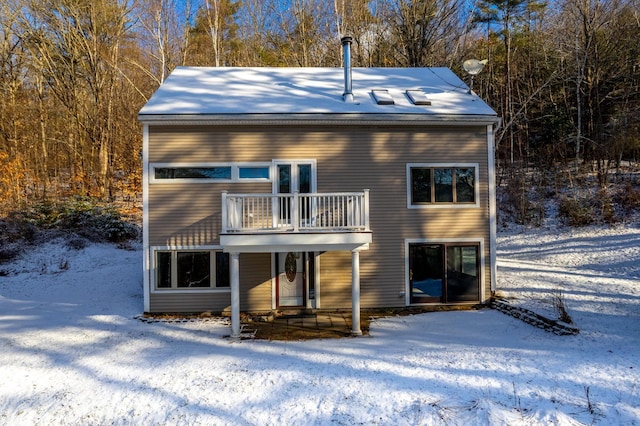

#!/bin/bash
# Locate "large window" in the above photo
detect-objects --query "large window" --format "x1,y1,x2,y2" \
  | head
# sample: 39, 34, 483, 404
155, 250, 230, 290
155, 167, 231, 180
151, 163, 271, 183
408, 164, 478, 207
408, 242, 480, 304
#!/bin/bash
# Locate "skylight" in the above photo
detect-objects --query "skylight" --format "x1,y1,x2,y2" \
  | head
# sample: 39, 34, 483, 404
406, 90, 431, 106
372, 90, 395, 105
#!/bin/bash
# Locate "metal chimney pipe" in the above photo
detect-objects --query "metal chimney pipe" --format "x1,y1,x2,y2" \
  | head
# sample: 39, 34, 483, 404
341, 36, 353, 102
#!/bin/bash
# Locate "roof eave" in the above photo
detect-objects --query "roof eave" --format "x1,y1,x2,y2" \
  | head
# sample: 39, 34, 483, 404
138, 113, 500, 126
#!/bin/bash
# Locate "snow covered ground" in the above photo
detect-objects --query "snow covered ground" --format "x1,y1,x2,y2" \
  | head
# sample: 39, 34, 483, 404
1, 225, 639, 425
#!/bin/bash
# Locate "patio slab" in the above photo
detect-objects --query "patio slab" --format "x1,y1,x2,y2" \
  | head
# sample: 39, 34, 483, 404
244, 312, 370, 341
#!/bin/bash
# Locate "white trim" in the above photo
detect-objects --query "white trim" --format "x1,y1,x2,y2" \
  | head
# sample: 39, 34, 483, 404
305, 254, 312, 309
487, 124, 498, 292
314, 252, 321, 309
351, 250, 362, 335
149, 162, 272, 184
151, 244, 226, 251
149, 246, 232, 294
406, 163, 480, 209
404, 238, 485, 306
220, 232, 371, 253
270, 253, 276, 310
142, 124, 150, 312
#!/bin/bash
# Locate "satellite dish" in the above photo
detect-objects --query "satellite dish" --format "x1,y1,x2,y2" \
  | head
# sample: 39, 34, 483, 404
463, 59, 488, 76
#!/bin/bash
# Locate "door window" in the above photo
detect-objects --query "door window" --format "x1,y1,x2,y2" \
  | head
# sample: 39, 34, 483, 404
274, 161, 316, 225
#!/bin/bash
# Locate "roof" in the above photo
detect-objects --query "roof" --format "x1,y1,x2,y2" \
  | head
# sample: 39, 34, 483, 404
138, 66, 497, 122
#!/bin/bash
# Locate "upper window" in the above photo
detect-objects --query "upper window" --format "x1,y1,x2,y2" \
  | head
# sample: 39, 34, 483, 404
155, 167, 231, 180
151, 163, 271, 183
238, 166, 270, 180
408, 164, 478, 208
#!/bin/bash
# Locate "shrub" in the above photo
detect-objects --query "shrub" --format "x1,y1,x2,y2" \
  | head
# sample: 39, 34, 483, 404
558, 196, 595, 226
551, 289, 573, 324
501, 170, 544, 226
594, 189, 617, 224
617, 182, 640, 213
5, 197, 139, 243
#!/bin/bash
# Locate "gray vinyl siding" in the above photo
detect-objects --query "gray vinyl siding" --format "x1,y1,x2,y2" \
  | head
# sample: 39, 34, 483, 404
239, 253, 272, 311
147, 124, 492, 311
318, 251, 352, 309
148, 182, 270, 246
149, 291, 231, 313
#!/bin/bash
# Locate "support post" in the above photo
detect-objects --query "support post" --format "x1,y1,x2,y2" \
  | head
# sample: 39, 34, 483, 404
351, 249, 362, 335
230, 252, 240, 338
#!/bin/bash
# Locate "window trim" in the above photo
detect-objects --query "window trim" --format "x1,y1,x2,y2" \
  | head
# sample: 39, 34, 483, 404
406, 163, 480, 209
404, 238, 485, 306
151, 246, 231, 293
150, 162, 272, 183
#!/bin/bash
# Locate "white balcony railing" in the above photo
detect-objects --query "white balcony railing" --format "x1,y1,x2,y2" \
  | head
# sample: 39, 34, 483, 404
222, 190, 370, 233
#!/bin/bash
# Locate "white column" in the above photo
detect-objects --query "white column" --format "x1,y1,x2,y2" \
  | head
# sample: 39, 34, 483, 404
230, 252, 240, 338
351, 249, 362, 335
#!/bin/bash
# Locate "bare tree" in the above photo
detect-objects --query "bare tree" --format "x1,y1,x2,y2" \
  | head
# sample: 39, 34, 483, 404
187, 0, 240, 66
21, 0, 132, 198
383, 0, 465, 67
133, 0, 194, 84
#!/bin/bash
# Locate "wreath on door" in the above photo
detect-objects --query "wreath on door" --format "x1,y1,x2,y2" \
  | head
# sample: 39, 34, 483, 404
285, 252, 297, 282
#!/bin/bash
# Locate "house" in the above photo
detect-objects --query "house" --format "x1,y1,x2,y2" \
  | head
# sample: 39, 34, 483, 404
138, 38, 499, 338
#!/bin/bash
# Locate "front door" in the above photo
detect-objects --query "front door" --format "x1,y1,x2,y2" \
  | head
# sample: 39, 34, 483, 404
278, 252, 304, 306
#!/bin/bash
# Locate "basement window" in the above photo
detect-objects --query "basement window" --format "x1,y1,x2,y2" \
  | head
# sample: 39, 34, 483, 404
155, 250, 230, 290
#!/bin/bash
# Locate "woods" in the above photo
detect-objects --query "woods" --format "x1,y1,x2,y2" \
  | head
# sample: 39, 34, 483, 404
1, 0, 639, 220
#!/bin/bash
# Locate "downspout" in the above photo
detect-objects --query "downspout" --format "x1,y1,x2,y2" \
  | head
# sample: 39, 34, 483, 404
341, 36, 354, 103
488, 119, 501, 296
142, 123, 150, 313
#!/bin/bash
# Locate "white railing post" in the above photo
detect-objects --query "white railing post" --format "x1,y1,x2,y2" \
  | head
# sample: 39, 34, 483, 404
272, 194, 278, 229
363, 189, 370, 231
221, 191, 228, 233
292, 191, 299, 232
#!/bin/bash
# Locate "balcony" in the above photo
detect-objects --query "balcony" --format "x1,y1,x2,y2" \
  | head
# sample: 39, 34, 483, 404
220, 190, 372, 252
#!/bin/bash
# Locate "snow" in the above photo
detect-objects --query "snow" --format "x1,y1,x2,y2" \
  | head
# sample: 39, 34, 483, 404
138, 67, 498, 117
1, 226, 639, 425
